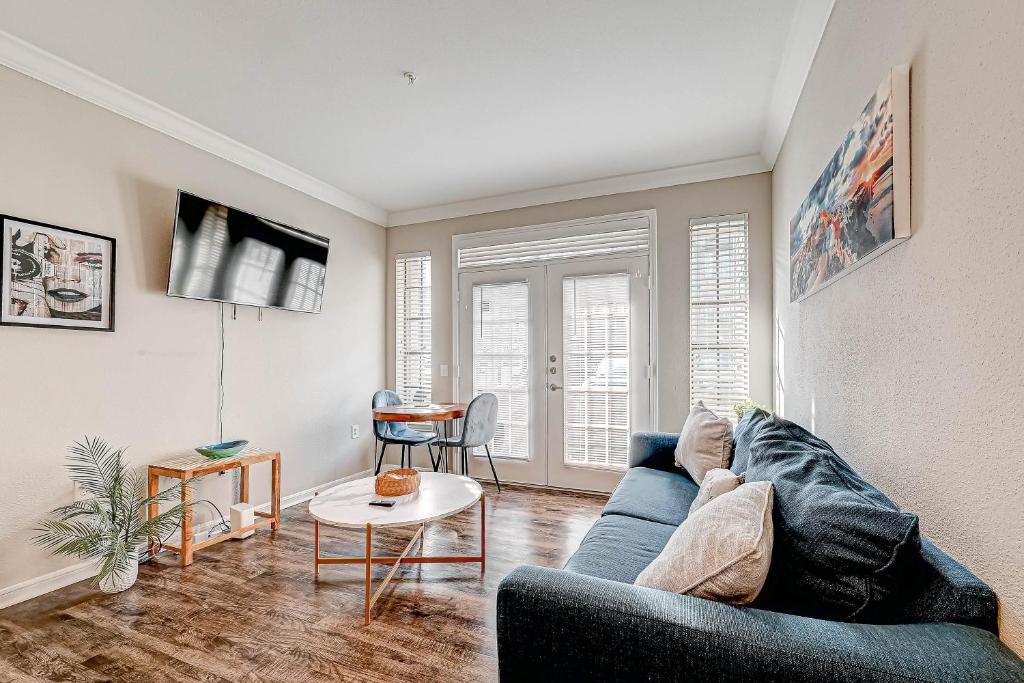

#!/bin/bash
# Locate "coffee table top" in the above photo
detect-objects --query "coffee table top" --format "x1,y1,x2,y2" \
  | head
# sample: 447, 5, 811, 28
309, 472, 483, 528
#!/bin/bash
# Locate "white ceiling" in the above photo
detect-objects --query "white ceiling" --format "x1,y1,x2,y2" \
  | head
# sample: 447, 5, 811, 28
0, 0, 832, 225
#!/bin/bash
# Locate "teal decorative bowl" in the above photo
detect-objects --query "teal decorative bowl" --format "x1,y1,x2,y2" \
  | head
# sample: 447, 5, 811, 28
196, 439, 249, 459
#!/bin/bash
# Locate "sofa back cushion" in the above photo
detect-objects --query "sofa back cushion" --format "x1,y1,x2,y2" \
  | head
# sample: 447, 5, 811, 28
746, 415, 921, 621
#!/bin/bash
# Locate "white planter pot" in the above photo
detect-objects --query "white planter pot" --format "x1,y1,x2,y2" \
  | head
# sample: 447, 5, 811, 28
98, 558, 139, 593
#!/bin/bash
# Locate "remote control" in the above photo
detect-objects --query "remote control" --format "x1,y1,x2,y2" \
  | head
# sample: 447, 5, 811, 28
369, 499, 395, 508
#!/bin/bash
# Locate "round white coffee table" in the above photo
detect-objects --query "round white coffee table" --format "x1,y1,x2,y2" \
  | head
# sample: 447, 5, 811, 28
309, 472, 485, 624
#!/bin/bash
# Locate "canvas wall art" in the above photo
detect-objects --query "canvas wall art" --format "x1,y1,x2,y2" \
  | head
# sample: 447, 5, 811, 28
1, 215, 116, 331
790, 65, 910, 302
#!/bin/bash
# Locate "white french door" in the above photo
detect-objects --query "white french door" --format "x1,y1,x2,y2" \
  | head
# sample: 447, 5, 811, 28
545, 258, 650, 491
456, 256, 651, 492
457, 267, 547, 485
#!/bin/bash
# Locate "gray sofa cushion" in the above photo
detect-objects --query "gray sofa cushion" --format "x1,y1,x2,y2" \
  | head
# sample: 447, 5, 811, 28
603, 466, 699, 527
564, 514, 678, 584
746, 414, 920, 622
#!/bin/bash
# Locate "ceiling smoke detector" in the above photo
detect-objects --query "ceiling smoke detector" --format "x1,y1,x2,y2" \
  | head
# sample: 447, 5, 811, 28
402, 71, 417, 86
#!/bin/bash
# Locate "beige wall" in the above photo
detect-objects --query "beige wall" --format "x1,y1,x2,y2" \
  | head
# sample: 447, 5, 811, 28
386, 172, 773, 437
772, 0, 1024, 653
0, 67, 385, 594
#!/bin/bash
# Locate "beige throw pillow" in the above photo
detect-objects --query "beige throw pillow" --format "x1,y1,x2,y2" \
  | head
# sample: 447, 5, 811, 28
674, 401, 733, 483
635, 481, 774, 605
690, 468, 745, 514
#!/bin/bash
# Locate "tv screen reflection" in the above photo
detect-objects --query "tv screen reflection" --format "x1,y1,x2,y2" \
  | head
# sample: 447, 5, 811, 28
167, 192, 329, 313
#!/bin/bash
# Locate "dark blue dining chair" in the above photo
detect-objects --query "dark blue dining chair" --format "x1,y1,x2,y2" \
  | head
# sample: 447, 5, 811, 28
372, 389, 436, 474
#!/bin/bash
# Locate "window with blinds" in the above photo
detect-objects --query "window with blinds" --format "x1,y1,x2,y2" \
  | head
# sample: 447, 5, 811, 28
472, 282, 530, 459
395, 253, 431, 405
563, 273, 631, 469
689, 214, 749, 420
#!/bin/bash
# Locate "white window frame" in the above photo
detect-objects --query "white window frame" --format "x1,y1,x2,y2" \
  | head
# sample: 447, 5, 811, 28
395, 251, 432, 405
688, 213, 750, 420
451, 210, 658, 429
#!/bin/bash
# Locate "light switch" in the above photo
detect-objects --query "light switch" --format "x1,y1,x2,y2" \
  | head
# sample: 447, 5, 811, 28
440, 364, 449, 377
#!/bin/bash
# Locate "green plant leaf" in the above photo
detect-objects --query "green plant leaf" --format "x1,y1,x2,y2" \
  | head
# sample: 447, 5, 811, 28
66, 437, 128, 504
95, 538, 133, 586
51, 498, 103, 521
33, 519, 105, 559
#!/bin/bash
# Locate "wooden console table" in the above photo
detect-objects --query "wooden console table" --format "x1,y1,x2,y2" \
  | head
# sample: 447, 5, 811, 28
147, 445, 281, 566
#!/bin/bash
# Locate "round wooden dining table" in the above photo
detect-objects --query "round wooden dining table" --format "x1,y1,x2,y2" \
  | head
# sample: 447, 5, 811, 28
371, 403, 467, 423
371, 403, 468, 473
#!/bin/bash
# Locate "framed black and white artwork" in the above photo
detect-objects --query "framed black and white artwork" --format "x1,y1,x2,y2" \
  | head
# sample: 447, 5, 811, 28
1, 214, 116, 331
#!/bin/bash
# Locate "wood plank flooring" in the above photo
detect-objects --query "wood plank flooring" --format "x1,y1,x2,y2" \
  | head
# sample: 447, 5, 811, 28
0, 483, 605, 683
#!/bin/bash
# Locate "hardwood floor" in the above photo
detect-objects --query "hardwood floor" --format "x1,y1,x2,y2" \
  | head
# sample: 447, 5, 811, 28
0, 483, 605, 683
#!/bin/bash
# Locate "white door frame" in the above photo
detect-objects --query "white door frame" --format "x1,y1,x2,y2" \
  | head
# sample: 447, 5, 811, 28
451, 210, 659, 430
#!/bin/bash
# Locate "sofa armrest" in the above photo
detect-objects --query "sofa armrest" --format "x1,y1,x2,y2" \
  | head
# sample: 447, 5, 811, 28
497, 566, 1024, 683
628, 431, 678, 471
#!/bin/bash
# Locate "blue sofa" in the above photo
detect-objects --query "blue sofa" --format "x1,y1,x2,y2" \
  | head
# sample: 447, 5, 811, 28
496, 429, 1024, 682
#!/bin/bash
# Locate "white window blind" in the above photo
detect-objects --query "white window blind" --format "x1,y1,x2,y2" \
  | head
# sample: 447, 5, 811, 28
689, 214, 749, 420
472, 282, 530, 459
563, 273, 631, 469
396, 253, 431, 405
457, 217, 649, 270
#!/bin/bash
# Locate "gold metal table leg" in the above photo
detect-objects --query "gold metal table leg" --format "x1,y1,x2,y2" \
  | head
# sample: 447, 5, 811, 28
314, 519, 320, 578
366, 524, 425, 623
364, 524, 372, 625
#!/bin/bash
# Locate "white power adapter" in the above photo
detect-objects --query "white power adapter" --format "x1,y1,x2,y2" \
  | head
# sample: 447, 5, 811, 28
230, 503, 255, 540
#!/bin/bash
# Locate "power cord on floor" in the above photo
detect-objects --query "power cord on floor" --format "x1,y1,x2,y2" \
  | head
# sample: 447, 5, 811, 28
142, 498, 233, 562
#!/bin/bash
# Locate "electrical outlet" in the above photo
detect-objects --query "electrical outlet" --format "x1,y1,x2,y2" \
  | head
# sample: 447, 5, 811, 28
351, 424, 360, 439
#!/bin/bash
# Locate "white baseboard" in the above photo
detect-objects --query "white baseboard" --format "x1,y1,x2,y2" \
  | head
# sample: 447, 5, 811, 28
0, 468, 375, 610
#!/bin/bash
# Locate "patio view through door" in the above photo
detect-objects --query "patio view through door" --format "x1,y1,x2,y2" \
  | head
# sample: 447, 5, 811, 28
456, 250, 652, 493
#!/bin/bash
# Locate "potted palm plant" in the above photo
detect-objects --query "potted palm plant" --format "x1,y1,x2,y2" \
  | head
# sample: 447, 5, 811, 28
34, 437, 190, 593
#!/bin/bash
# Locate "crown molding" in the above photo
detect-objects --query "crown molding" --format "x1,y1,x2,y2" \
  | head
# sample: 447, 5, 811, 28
761, 0, 835, 167
0, 31, 388, 226
386, 154, 770, 227
1, 0, 832, 231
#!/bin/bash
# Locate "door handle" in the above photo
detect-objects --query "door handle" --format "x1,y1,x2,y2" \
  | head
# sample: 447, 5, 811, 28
549, 384, 563, 391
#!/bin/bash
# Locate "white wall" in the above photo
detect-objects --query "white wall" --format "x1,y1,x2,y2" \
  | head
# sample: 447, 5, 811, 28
0, 66, 385, 595
772, 0, 1024, 653
386, 172, 773, 439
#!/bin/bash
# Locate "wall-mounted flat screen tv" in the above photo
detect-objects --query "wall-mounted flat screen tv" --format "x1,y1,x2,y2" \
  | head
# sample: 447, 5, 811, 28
167, 191, 329, 313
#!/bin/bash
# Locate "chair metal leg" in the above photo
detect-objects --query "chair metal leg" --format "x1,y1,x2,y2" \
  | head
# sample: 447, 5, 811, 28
401, 445, 408, 469
375, 440, 387, 475
484, 444, 501, 492
427, 443, 438, 472
461, 447, 468, 476
437, 420, 447, 473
